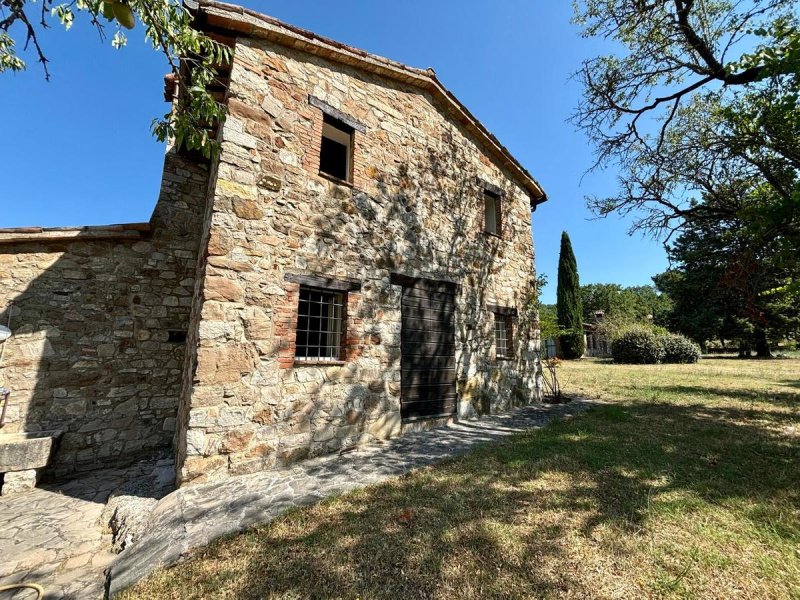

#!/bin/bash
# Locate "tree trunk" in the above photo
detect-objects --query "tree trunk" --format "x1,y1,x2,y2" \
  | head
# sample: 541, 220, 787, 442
754, 326, 772, 358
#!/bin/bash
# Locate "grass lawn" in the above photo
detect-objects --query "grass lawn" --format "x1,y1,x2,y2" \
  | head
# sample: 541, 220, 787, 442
124, 358, 800, 599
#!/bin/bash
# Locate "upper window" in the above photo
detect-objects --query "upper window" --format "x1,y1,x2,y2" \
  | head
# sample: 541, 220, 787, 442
493, 313, 513, 360
295, 286, 345, 362
484, 191, 502, 236
320, 114, 353, 182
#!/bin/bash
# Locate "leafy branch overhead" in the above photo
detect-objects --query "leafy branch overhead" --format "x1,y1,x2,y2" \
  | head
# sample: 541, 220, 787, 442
574, 0, 800, 356
0, 0, 231, 156
573, 0, 800, 238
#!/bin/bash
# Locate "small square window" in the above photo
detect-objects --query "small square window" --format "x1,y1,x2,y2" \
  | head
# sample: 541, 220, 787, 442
319, 114, 353, 182
295, 286, 345, 362
494, 313, 513, 360
484, 191, 502, 236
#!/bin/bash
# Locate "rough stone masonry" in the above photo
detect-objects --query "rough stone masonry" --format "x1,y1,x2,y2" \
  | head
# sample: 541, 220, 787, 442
0, 0, 548, 488
0, 152, 208, 479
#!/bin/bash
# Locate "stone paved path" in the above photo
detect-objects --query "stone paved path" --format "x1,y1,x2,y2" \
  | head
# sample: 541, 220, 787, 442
0, 400, 592, 599
107, 399, 591, 597
0, 468, 133, 600
0, 460, 173, 600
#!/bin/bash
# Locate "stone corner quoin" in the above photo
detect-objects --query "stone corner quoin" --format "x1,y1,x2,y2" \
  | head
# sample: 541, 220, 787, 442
0, 0, 548, 489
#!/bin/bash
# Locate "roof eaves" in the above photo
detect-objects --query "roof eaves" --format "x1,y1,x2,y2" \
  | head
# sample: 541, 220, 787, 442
0, 223, 151, 246
187, 0, 548, 207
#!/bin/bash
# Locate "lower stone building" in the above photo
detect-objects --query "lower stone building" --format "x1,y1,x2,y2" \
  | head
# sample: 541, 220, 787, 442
0, 0, 548, 488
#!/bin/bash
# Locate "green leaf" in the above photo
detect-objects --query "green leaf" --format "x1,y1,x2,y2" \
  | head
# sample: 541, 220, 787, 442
112, 3, 135, 29
101, 2, 115, 21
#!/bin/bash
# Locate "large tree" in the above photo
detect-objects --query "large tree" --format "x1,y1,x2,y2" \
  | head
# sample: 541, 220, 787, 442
573, 0, 800, 238
557, 231, 585, 359
654, 186, 800, 356
574, 0, 800, 356
0, 0, 230, 155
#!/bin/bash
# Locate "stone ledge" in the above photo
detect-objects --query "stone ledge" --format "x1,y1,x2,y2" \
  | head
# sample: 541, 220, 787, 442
0, 223, 151, 246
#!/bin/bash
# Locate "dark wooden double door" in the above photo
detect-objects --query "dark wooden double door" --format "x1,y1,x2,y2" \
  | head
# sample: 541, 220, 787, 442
392, 274, 458, 421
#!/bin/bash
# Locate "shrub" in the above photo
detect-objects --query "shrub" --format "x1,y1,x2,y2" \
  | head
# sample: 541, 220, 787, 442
560, 328, 585, 360
660, 334, 701, 364
611, 327, 665, 364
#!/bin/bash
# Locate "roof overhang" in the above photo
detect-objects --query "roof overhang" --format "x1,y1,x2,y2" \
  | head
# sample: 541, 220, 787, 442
0, 223, 150, 245
185, 0, 548, 208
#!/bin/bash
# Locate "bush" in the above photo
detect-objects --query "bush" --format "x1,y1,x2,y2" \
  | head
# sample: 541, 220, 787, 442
559, 329, 585, 360
611, 327, 665, 364
611, 328, 702, 365
660, 334, 701, 364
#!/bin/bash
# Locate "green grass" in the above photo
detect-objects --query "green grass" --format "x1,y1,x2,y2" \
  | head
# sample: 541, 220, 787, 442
124, 358, 800, 599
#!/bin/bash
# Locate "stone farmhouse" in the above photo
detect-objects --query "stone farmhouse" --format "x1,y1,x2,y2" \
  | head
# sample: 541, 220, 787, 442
0, 0, 547, 490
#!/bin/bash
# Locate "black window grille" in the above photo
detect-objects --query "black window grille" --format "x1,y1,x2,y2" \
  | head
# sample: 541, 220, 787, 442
295, 286, 345, 361
494, 313, 513, 359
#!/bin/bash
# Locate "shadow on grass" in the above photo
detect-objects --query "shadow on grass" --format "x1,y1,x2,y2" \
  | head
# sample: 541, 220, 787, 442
647, 384, 799, 409
151, 401, 799, 599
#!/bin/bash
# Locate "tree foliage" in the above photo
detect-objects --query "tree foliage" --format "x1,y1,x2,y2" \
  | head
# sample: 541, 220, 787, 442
575, 0, 800, 356
0, 0, 230, 156
557, 231, 585, 359
654, 187, 800, 356
573, 0, 800, 238
580, 282, 673, 325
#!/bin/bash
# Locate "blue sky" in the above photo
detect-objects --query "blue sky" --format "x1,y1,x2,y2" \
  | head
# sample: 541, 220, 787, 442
2, 0, 668, 303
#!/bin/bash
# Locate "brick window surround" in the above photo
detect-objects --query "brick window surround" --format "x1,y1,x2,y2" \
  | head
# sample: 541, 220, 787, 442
487, 304, 517, 361
477, 178, 505, 238
278, 273, 362, 368
305, 95, 367, 188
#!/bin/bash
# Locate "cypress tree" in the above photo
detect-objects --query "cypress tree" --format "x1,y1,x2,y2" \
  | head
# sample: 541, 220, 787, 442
556, 231, 585, 359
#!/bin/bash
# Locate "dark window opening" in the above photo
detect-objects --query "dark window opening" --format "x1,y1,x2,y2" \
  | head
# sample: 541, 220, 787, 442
484, 191, 502, 236
167, 330, 187, 344
493, 313, 513, 359
295, 286, 345, 361
319, 114, 353, 182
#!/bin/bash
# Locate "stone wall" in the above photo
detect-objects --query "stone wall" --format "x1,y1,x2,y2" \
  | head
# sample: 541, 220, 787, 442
0, 151, 208, 478
175, 36, 543, 485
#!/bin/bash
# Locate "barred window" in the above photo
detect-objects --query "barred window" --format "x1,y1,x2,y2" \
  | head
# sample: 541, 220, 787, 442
295, 287, 345, 362
494, 313, 513, 359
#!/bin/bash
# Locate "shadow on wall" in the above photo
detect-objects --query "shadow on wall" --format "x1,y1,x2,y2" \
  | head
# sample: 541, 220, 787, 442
251, 120, 542, 466
136, 399, 800, 598
0, 151, 209, 485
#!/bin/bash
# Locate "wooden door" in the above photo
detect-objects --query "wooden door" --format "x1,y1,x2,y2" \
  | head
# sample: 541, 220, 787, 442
393, 274, 458, 421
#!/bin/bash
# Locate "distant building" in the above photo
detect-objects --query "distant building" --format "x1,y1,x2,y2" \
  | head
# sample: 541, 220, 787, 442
584, 310, 611, 357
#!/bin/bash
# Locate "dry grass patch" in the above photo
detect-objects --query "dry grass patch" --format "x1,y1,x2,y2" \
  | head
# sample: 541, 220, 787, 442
123, 358, 799, 599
